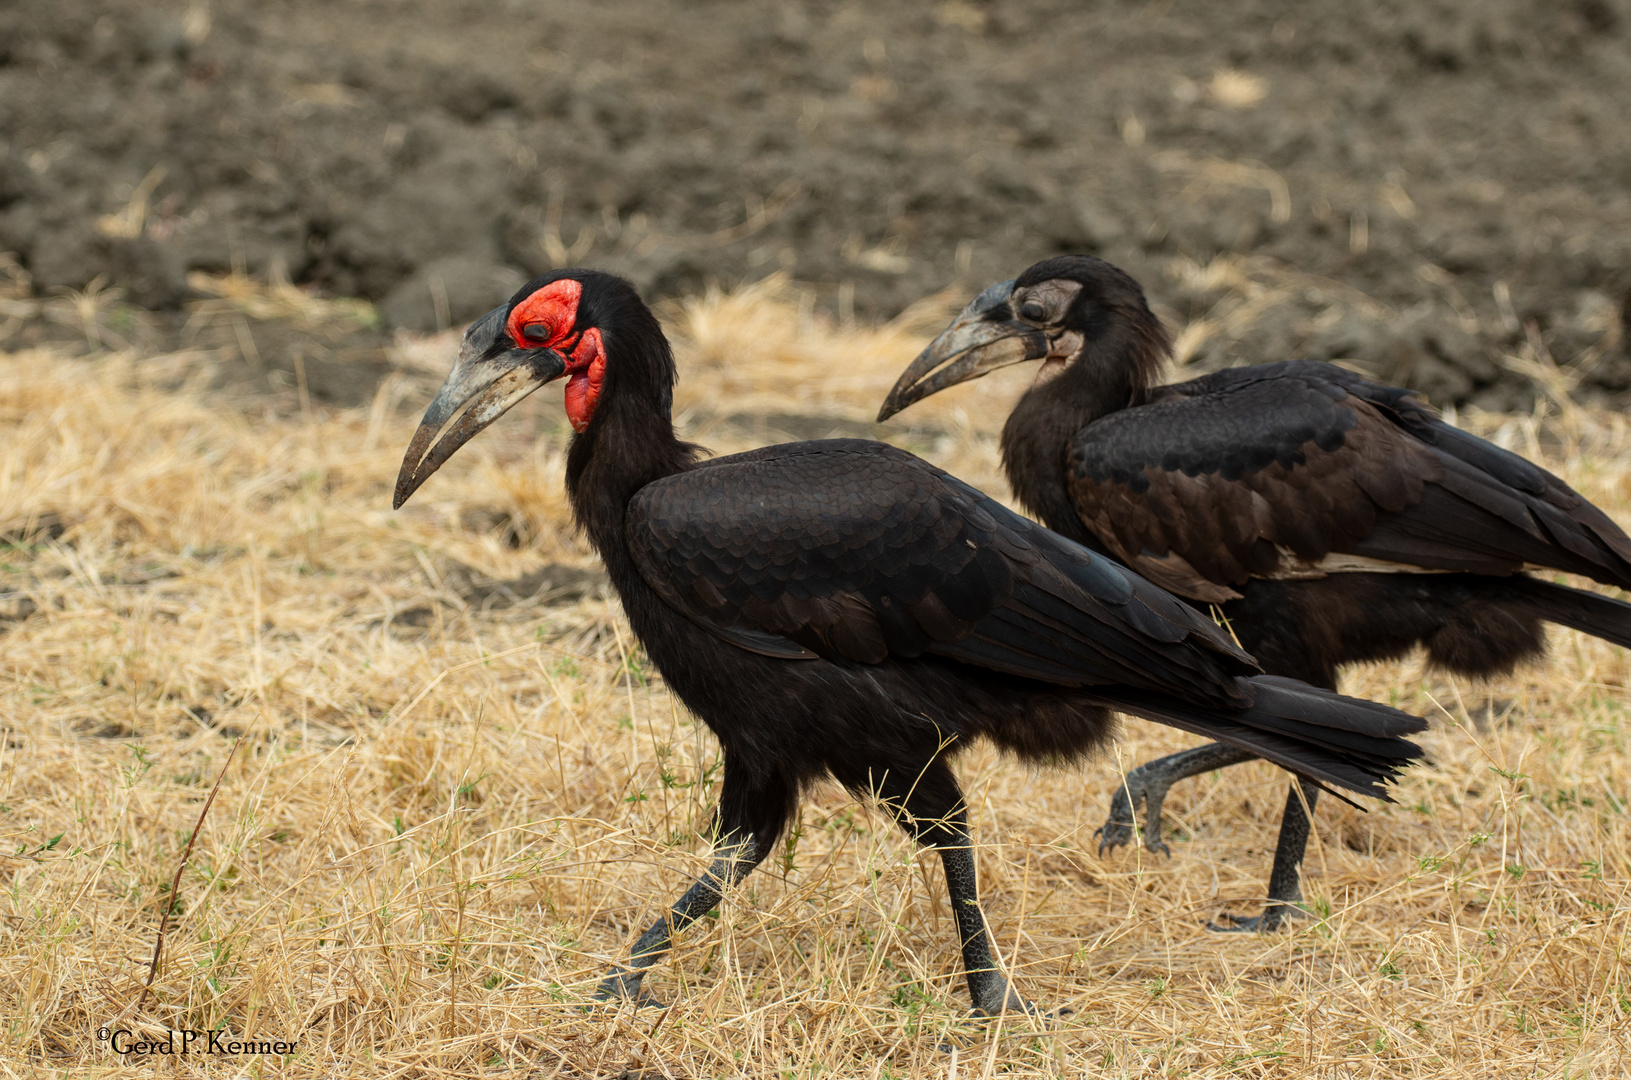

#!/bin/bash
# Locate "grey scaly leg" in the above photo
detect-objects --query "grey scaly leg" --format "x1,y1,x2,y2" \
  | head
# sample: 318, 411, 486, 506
595, 756, 789, 1006
938, 831, 1034, 1015
853, 759, 1037, 1017
1207, 777, 1320, 932
1095, 743, 1256, 855
594, 837, 769, 1004
1095, 744, 1325, 934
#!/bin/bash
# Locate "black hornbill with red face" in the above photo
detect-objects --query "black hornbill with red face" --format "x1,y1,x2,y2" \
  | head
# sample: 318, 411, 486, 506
394, 269, 1427, 1013
879, 254, 1631, 932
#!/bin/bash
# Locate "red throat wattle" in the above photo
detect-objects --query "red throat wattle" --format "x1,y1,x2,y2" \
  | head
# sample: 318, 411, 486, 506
562, 328, 605, 432
505, 278, 606, 432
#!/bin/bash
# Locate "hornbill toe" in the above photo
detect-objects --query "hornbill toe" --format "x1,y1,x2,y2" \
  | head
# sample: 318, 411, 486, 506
593, 971, 668, 1009
1205, 901, 1309, 934
1094, 776, 1172, 857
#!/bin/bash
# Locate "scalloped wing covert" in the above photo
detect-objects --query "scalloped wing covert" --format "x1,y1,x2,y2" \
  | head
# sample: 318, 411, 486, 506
1067, 361, 1631, 602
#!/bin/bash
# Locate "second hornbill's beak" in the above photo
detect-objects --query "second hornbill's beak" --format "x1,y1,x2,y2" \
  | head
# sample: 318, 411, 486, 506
876, 279, 1050, 421
393, 305, 568, 509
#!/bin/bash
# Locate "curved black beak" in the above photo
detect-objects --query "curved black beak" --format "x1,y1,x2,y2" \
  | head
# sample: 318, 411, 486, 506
876, 279, 1049, 422
393, 305, 568, 509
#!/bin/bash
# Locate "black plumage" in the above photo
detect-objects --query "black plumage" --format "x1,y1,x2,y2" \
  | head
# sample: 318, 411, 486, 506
879, 254, 1631, 931
394, 269, 1427, 1013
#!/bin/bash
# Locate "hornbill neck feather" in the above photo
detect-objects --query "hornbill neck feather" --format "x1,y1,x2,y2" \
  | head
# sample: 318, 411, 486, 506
1000, 303, 1169, 544
564, 335, 701, 575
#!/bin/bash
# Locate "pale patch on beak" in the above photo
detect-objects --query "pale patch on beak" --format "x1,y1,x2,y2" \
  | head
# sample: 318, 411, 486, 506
393, 305, 568, 509
877, 279, 1051, 421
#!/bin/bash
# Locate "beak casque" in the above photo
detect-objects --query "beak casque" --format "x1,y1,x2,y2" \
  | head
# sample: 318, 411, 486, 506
393, 305, 568, 509
876, 279, 1050, 422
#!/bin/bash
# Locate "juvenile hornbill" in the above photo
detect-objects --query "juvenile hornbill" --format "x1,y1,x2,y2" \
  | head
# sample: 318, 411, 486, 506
878, 254, 1631, 932
394, 269, 1427, 1014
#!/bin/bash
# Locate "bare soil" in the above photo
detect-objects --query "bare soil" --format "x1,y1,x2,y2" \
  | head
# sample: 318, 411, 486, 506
3, 0, 1631, 407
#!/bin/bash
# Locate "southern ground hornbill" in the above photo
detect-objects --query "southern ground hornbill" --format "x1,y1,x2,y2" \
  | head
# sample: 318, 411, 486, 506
393, 269, 1428, 1014
878, 254, 1631, 932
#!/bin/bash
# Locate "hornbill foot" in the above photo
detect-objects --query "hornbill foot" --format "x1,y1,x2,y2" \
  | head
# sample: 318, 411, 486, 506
938, 997, 1068, 1054
593, 969, 668, 1009
968, 973, 1046, 1019
1204, 901, 1308, 934
1093, 775, 1172, 857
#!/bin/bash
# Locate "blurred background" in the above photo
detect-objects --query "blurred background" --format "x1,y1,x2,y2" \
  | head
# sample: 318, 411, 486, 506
3, 0, 1629, 410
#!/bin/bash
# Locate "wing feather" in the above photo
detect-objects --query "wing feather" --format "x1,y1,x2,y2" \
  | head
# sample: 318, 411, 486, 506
628, 439, 1256, 706
1066, 360, 1631, 599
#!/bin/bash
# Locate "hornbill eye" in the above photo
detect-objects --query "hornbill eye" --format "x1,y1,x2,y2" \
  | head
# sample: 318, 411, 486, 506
1019, 300, 1047, 323
522, 323, 553, 342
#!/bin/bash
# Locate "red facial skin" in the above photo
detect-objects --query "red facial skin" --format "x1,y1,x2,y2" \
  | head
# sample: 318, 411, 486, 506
506, 279, 606, 432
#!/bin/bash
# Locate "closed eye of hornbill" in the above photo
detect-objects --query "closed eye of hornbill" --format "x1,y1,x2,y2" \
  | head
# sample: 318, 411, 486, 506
393, 269, 1427, 1015
879, 253, 1631, 933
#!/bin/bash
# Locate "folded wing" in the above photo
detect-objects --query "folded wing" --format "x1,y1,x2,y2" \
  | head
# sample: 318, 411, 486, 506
1067, 361, 1631, 602
628, 438, 1258, 707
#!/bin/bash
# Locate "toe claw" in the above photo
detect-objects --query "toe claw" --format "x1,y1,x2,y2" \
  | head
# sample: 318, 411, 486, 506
1099, 776, 1178, 858
1094, 822, 1132, 856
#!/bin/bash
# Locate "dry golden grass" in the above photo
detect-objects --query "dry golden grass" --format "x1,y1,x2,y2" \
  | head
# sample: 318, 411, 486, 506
1, 280, 1629, 1077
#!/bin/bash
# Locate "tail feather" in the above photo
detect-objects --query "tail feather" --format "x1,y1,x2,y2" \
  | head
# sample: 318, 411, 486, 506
1511, 577, 1631, 650
1103, 676, 1428, 803
1248, 676, 1427, 743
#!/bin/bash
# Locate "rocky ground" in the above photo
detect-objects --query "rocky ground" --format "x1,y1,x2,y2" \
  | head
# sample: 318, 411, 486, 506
2, 0, 1629, 408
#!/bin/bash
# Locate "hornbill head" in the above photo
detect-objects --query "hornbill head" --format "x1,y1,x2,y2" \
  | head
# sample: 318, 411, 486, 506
394, 269, 660, 508
876, 255, 1164, 421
